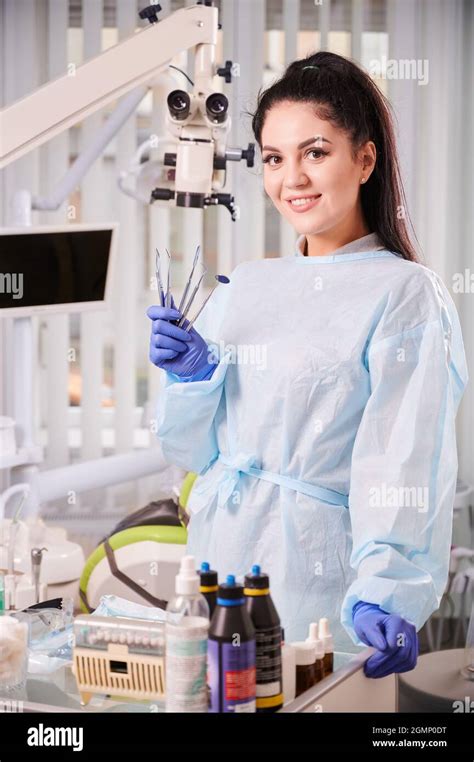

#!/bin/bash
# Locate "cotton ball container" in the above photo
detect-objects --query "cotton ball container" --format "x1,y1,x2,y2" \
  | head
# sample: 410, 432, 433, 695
0, 616, 28, 690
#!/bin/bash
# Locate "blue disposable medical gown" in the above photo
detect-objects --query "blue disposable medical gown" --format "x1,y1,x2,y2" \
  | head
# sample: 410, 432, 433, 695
155, 234, 468, 652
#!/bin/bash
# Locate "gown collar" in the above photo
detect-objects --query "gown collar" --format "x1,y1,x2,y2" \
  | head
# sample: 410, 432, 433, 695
294, 232, 397, 263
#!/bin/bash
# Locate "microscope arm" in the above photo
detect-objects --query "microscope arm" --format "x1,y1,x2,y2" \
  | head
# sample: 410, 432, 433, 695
0, 4, 217, 169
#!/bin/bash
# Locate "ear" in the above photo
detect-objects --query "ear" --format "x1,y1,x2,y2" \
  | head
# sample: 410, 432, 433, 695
360, 140, 377, 177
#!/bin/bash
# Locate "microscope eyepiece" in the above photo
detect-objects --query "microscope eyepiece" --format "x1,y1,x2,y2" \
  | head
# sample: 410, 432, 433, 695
205, 93, 228, 124
167, 90, 191, 121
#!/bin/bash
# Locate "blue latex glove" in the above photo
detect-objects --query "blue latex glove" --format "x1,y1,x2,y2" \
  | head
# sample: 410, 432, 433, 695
147, 302, 217, 382
352, 601, 418, 678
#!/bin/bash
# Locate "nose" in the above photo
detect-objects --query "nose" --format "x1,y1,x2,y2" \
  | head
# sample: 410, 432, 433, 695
282, 158, 312, 188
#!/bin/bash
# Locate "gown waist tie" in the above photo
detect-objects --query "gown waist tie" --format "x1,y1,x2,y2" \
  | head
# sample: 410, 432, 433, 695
188, 452, 349, 514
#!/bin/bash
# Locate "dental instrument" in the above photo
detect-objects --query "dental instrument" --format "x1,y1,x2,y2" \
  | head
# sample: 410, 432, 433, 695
185, 275, 230, 332
178, 244, 202, 313
177, 268, 208, 327
155, 248, 166, 307
165, 247, 172, 308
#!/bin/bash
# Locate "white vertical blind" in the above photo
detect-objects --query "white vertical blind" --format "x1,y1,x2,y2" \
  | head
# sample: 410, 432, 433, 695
215, 0, 234, 278
146, 0, 173, 428
181, 0, 204, 286
279, 0, 301, 259
80, 0, 105, 461
318, 0, 331, 50
115, 0, 138, 453
0, 0, 46, 479
386, 0, 472, 484
386, 0, 418, 225
351, 0, 363, 61
413, 0, 452, 278
225, 0, 266, 268
43, 0, 70, 469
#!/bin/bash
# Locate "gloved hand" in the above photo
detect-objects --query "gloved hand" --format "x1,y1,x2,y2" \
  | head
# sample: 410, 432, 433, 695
147, 302, 217, 382
352, 601, 418, 679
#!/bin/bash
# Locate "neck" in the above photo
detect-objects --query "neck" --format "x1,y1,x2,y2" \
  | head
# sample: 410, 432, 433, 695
304, 211, 370, 257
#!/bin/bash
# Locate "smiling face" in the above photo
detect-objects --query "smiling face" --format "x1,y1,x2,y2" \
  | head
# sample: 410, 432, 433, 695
261, 101, 376, 251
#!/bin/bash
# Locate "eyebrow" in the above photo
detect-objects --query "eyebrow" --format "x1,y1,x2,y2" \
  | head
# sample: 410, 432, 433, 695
262, 135, 333, 152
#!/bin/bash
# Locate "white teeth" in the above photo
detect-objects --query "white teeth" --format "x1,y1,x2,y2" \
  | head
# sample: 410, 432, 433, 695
289, 196, 318, 206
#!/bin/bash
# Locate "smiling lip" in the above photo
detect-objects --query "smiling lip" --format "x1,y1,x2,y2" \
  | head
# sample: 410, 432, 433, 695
286, 195, 322, 213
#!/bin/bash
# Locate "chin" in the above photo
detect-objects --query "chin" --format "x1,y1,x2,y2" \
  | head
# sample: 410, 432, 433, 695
294, 220, 327, 235
298, 215, 340, 236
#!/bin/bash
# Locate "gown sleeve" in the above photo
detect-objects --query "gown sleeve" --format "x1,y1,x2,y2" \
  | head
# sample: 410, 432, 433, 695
341, 267, 469, 645
154, 271, 234, 475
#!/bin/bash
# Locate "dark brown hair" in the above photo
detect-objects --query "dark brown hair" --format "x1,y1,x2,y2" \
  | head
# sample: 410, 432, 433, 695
247, 51, 419, 262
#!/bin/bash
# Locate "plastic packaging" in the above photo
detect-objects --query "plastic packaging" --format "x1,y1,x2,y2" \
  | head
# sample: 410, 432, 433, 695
13, 598, 74, 660
27, 652, 69, 675
92, 594, 167, 621
74, 614, 164, 656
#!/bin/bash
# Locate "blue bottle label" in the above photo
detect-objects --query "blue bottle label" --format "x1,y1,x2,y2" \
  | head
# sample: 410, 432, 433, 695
208, 638, 256, 713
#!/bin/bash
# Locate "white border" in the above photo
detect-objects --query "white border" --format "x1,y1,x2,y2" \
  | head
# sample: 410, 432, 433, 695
0, 222, 118, 317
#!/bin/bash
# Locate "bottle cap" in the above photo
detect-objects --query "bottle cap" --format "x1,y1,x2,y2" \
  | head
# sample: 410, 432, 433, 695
175, 555, 199, 595
292, 641, 317, 666
217, 575, 245, 601
197, 561, 218, 588
306, 622, 324, 658
244, 564, 270, 590
318, 617, 334, 652
306, 622, 319, 641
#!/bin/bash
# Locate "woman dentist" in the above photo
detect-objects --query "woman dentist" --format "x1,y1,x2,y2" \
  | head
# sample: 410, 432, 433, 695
147, 52, 468, 678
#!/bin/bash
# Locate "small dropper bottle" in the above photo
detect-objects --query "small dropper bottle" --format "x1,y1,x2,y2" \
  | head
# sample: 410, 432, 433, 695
318, 617, 334, 676
305, 622, 325, 683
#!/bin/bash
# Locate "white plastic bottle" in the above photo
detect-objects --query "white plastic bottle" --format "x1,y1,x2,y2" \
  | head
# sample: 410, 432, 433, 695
281, 628, 296, 705
305, 622, 325, 683
165, 555, 210, 712
318, 617, 334, 677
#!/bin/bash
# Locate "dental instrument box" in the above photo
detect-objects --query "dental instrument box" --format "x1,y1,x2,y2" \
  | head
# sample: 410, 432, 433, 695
72, 614, 165, 706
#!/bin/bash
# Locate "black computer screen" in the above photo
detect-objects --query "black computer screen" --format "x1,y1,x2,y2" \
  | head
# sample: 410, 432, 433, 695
0, 229, 112, 309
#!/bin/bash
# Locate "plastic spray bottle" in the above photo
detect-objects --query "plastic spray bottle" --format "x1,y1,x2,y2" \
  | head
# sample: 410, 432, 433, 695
165, 555, 210, 712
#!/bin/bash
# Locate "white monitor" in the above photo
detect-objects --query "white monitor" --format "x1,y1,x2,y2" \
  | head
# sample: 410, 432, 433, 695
0, 223, 117, 317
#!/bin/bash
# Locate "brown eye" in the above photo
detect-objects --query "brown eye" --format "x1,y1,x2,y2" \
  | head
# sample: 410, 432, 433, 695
263, 148, 329, 166
307, 149, 328, 159
262, 155, 281, 166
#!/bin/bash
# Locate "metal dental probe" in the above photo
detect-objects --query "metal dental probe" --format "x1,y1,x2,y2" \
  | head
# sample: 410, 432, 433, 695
165, 247, 171, 308
178, 244, 201, 313
177, 268, 208, 327
185, 275, 230, 332
155, 248, 166, 307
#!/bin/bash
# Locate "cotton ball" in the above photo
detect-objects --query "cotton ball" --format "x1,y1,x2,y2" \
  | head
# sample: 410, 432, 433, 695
0, 616, 28, 686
